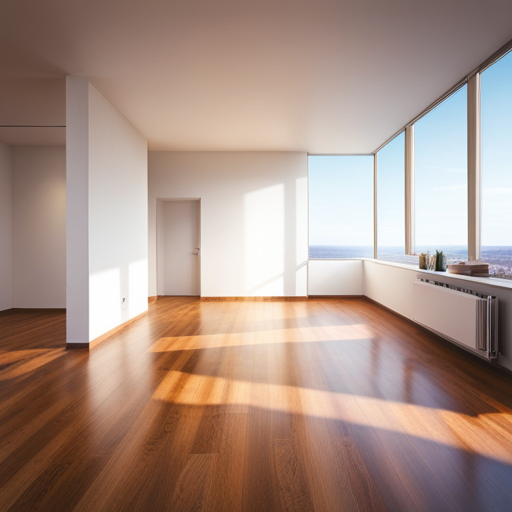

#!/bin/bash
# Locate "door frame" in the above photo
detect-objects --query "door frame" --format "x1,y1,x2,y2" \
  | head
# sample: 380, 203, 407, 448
156, 197, 201, 297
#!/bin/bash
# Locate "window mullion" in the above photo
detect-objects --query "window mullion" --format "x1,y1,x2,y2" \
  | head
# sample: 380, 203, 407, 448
467, 73, 482, 261
405, 125, 415, 255
373, 153, 378, 259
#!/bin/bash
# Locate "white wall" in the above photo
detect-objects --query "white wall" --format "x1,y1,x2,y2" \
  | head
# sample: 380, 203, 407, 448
363, 259, 512, 372
308, 260, 363, 295
12, 147, 66, 308
149, 152, 308, 297
67, 77, 148, 344
0, 141, 12, 311
363, 260, 417, 319
156, 199, 165, 296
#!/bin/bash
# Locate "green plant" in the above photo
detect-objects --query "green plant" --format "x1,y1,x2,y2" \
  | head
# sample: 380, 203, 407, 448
435, 250, 446, 271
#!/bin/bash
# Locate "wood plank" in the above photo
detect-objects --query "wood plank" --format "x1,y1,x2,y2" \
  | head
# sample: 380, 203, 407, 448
169, 453, 218, 511
274, 438, 313, 512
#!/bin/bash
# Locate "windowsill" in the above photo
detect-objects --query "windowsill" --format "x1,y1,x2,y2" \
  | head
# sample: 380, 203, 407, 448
309, 258, 366, 261
309, 257, 512, 290
364, 258, 512, 290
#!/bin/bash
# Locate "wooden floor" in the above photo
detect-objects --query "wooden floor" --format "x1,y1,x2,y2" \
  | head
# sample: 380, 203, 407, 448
1, 298, 512, 511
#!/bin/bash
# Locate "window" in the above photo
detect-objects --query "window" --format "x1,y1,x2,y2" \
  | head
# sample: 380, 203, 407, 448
414, 86, 468, 263
481, 50, 512, 278
376, 132, 414, 263
309, 155, 373, 258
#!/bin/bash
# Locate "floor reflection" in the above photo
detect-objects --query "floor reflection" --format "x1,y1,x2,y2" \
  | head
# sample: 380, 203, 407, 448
2, 298, 512, 512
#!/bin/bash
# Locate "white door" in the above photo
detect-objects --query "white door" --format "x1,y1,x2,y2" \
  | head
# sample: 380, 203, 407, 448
162, 200, 200, 296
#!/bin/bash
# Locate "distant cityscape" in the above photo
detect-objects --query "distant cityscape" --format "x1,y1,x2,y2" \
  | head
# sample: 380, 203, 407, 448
309, 245, 512, 279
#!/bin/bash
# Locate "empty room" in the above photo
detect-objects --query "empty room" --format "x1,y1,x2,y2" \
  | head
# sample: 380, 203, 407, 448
2, 1, 512, 511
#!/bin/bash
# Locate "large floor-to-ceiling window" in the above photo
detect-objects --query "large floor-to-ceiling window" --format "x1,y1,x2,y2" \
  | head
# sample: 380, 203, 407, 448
308, 43, 512, 279
414, 86, 468, 263
376, 131, 412, 263
481, 50, 512, 278
309, 155, 374, 258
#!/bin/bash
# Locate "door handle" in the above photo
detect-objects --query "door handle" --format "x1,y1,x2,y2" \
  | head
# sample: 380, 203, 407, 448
193, 248, 200, 255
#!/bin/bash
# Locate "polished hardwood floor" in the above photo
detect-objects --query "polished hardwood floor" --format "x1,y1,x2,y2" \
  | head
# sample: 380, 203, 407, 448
1, 297, 512, 511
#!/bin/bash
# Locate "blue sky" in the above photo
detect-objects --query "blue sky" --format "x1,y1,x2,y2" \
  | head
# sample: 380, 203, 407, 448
414, 85, 467, 249
309, 49, 511, 249
309, 155, 373, 247
377, 131, 405, 249
481, 50, 512, 246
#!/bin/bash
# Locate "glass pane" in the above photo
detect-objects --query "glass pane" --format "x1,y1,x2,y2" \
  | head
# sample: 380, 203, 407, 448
481, 50, 512, 279
414, 86, 468, 264
309, 155, 374, 259
376, 132, 415, 264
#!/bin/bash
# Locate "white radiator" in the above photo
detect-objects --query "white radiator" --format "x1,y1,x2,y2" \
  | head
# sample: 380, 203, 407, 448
413, 279, 498, 360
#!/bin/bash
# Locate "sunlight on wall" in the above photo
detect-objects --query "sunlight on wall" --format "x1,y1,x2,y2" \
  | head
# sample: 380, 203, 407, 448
89, 267, 121, 341
296, 176, 308, 295
49, 175, 66, 230
156, 199, 165, 296
244, 184, 285, 295
129, 259, 148, 318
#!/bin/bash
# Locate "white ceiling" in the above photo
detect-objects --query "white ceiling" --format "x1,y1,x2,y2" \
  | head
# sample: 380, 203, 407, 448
1, 0, 511, 152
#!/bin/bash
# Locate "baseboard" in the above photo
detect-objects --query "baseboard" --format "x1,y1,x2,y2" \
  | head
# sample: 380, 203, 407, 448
308, 295, 363, 299
66, 343, 90, 350
10, 308, 66, 313
66, 309, 148, 350
200, 296, 308, 302
159, 295, 200, 298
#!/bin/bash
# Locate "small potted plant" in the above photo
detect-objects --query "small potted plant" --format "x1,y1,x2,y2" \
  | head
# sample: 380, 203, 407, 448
436, 250, 447, 271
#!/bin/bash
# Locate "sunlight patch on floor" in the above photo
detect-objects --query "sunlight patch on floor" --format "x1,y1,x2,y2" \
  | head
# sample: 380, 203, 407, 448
152, 371, 512, 465
150, 324, 374, 352
0, 348, 66, 380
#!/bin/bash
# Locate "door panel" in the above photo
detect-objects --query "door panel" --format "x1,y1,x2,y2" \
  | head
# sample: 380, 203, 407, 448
162, 200, 200, 296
